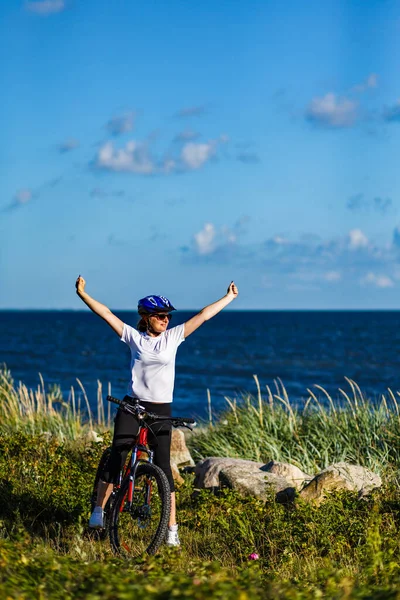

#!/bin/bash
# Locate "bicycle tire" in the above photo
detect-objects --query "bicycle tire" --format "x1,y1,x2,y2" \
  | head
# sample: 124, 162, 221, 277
109, 462, 171, 556
89, 447, 112, 540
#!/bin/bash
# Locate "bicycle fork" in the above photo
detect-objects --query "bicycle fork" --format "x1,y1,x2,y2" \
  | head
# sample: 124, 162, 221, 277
121, 427, 154, 512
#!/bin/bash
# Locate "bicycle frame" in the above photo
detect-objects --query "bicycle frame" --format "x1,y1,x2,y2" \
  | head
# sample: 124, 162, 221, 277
105, 394, 195, 518
120, 423, 154, 512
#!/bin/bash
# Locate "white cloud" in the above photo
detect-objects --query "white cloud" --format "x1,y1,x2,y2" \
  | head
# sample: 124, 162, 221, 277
96, 141, 155, 174
14, 189, 32, 205
162, 159, 177, 173
221, 225, 237, 243
191, 218, 250, 258
25, 0, 65, 14
272, 235, 288, 245
184, 224, 400, 288
366, 73, 378, 88
361, 272, 394, 288
94, 126, 226, 175
181, 142, 216, 170
94, 139, 218, 175
194, 223, 216, 255
306, 93, 358, 128
353, 73, 378, 93
348, 229, 369, 250
323, 271, 341, 282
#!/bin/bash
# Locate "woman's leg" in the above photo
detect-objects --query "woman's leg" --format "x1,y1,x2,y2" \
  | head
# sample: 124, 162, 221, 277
151, 427, 176, 525
170, 491, 176, 526
92, 406, 139, 512
150, 427, 179, 545
96, 480, 114, 509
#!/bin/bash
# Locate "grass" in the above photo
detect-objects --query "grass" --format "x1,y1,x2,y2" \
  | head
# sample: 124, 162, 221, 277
0, 365, 112, 440
190, 375, 400, 475
2, 434, 400, 598
2, 365, 400, 597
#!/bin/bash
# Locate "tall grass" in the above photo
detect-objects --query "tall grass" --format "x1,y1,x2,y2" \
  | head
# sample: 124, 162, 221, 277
0, 366, 111, 440
189, 376, 400, 474
3, 366, 400, 597
2, 364, 400, 474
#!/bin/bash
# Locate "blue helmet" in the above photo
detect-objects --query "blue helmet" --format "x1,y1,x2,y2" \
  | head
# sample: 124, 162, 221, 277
137, 295, 176, 314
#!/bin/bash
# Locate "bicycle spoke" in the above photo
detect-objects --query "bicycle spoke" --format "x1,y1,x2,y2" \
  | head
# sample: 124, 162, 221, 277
110, 463, 170, 557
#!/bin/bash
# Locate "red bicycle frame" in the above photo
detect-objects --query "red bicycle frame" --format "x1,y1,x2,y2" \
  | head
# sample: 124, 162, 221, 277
120, 424, 153, 511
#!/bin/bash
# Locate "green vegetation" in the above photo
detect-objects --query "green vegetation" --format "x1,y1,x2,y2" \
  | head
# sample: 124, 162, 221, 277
2, 366, 400, 598
0, 365, 112, 439
190, 376, 400, 475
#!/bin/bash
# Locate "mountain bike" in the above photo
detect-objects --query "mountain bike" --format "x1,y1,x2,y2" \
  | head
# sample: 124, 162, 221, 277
91, 394, 194, 556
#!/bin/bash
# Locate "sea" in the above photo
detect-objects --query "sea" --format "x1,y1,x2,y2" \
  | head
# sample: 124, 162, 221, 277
1, 310, 400, 420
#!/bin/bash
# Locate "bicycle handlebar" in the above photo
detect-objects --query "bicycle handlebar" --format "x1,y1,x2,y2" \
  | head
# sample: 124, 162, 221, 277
106, 395, 195, 428
106, 395, 126, 408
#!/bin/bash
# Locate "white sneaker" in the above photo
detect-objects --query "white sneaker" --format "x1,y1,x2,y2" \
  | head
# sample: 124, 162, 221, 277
89, 506, 104, 529
166, 524, 180, 547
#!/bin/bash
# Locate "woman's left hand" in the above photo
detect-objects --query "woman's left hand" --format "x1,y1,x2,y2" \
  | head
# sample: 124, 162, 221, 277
227, 281, 239, 299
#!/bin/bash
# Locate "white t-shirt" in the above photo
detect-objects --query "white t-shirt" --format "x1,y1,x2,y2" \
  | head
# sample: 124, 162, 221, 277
121, 323, 185, 403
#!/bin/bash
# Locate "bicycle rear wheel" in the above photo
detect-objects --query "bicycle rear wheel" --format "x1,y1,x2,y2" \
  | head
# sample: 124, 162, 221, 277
109, 462, 171, 556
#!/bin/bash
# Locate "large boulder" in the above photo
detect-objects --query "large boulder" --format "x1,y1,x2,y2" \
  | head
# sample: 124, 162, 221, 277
194, 457, 264, 490
220, 463, 294, 501
194, 457, 295, 502
170, 429, 194, 466
170, 461, 184, 486
262, 461, 312, 490
299, 462, 382, 505
170, 428, 194, 485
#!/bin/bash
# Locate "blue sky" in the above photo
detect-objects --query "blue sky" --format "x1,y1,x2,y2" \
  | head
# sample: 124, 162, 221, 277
2, 0, 400, 309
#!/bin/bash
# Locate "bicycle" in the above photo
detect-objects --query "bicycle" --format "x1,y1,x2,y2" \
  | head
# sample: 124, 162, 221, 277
90, 394, 194, 556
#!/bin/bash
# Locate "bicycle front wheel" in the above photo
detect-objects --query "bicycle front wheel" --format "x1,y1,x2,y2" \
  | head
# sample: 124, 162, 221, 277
109, 462, 171, 556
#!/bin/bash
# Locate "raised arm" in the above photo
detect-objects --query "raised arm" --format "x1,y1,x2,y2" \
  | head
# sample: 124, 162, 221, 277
184, 281, 238, 338
75, 275, 124, 337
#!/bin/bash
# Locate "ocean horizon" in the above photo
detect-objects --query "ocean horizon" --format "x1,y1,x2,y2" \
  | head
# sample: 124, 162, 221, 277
2, 309, 400, 420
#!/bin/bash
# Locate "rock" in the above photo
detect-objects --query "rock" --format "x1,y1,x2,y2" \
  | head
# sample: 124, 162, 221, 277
299, 462, 382, 505
170, 429, 194, 467
194, 457, 264, 490
171, 461, 185, 486
168, 429, 194, 486
262, 461, 312, 490
220, 463, 295, 501
194, 457, 295, 502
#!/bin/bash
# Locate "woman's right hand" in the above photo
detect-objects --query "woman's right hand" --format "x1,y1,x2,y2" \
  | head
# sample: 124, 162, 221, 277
226, 281, 238, 299
76, 275, 86, 295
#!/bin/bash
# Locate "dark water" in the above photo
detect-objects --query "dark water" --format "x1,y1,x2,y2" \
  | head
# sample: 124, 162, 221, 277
1, 310, 400, 419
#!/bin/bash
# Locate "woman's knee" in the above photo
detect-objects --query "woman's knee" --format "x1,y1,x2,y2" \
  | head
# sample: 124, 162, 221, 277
156, 461, 175, 492
153, 452, 175, 492
102, 446, 128, 484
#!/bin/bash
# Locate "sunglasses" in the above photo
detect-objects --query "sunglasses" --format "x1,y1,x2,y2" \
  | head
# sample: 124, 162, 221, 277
150, 313, 172, 321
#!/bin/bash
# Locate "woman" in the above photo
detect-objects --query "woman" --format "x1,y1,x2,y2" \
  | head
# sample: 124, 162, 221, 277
75, 276, 238, 546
